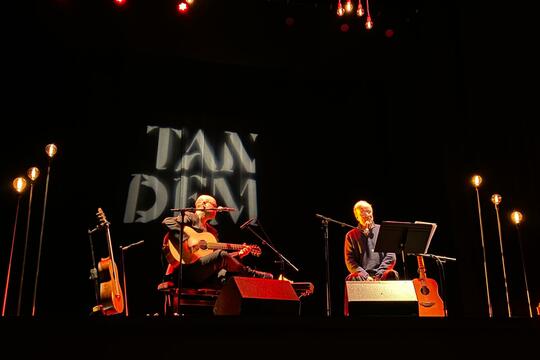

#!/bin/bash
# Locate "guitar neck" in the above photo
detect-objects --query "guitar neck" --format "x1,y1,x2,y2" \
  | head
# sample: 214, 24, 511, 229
416, 255, 427, 279
207, 243, 245, 251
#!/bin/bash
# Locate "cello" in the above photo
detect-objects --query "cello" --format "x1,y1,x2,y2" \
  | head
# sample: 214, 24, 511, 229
96, 208, 124, 315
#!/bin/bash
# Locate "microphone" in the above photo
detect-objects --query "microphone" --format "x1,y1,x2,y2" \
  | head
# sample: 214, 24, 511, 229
240, 218, 256, 229
217, 206, 236, 212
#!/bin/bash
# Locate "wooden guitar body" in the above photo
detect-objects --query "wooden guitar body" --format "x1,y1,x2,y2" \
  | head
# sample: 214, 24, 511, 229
413, 256, 445, 317
98, 257, 124, 315
164, 226, 261, 266
96, 208, 124, 316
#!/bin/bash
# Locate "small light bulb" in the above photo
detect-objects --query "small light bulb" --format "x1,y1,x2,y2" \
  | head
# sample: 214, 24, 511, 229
491, 194, 502, 206
45, 144, 58, 158
337, 1, 345, 16
365, 16, 373, 30
471, 175, 482, 188
345, 0, 353, 13
27, 167, 40, 182
511, 211, 523, 225
356, 3, 364, 17
13, 177, 27, 194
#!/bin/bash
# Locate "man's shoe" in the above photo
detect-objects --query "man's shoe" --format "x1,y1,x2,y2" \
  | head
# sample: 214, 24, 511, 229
157, 281, 175, 291
246, 267, 273, 279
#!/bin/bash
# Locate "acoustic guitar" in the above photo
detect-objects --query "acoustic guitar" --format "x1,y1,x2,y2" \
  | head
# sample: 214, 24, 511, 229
412, 255, 445, 317
164, 226, 262, 266
96, 208, 124, 316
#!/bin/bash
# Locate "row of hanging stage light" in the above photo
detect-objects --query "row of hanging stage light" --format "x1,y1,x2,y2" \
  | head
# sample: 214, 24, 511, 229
113, 0, 196, 14
114, 0, 374, 28
337, 0, 373, 30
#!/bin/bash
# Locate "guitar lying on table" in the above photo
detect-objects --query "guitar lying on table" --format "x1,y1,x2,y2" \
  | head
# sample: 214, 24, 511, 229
412, 255, 446, 317
164, 226, 262, 266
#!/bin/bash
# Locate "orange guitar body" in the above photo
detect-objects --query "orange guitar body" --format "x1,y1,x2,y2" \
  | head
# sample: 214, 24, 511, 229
96, 208, 124, 316
98, 257, 124, 315
413, 256, 445, 317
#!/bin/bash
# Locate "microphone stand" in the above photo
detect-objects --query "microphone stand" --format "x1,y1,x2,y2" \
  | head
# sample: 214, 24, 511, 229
243, 224, 299, 274
169, 206, 233, 316
175, 209, 189, 317
169, 208, 200, 316
315, 214, 355, 317
87, 226, 102, 315
119, 240, 144, 317
414, 253, 456, 317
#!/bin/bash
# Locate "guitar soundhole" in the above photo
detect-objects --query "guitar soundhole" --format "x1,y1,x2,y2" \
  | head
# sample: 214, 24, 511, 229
421, 286, 430, 295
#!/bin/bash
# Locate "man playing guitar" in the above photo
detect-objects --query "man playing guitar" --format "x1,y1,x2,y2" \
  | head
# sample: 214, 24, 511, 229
159, 194, 272, 291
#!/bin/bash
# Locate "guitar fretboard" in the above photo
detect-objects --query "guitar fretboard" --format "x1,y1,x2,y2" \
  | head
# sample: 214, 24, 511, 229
207, 243, 244, 251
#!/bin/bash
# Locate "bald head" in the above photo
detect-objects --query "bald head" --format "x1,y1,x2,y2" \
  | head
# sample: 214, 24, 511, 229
195, 195, 217, 209
353, 200, 374, 230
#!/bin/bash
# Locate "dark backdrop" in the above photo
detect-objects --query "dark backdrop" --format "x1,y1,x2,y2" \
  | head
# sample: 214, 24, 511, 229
1, 0, 538, 318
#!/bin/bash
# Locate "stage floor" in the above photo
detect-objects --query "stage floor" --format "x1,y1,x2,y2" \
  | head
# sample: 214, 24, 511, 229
2, 316, 539, 358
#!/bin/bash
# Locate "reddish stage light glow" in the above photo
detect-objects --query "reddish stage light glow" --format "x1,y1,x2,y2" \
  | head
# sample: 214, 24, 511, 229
340, 23, 350, 32
178, 2, 189, 13
114, 0, 126, 6
285, 17, 295, 27
385, 29, 394, 38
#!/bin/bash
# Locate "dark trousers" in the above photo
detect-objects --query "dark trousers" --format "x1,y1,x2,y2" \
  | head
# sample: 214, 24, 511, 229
182, 250, 246, 287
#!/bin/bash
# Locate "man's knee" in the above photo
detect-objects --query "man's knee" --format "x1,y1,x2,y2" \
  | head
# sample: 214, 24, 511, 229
381, 269, 399, 280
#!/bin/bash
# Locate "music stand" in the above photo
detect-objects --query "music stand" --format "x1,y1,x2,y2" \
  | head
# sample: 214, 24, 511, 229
374, 221, 435, 279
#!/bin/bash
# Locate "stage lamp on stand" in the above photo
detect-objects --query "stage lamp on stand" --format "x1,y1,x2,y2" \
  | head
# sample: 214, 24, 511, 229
31, 144, 57, 316
491, 194, 511, 317
471, 174, 493, 317
2, 177, 28, 316
510, 210, 535, 318
16, 167, 40, 316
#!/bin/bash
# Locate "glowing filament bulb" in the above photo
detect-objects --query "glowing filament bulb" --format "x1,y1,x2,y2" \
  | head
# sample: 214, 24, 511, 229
45, 144, 58, 158
345, 0, 353, 13
471, 175, 482, 188
13, 177, 27, 194
511, 211, 523, 225
27, 167, 40, 182
365, 16, 373, 29
357, 1, 364, 17
491, 194, 502, 206
337, 1, 345, 16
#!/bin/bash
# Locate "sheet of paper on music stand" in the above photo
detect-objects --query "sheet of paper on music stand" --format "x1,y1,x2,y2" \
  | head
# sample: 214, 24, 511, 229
413, 221, 437, 254
374, 221, 413, 253
374, 221, 436, 254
